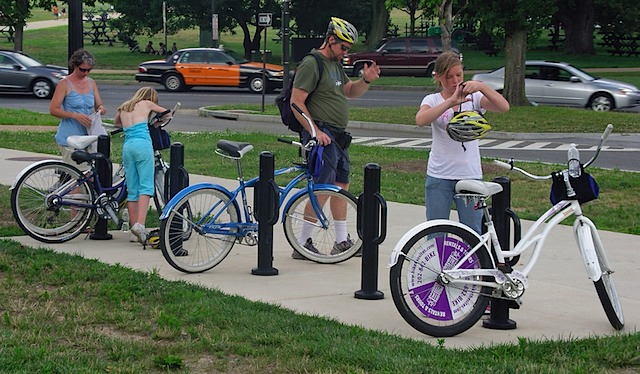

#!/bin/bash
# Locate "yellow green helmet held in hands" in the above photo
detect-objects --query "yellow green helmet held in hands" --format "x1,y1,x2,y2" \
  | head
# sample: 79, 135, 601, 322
446, 111, 491, 142
327, 17, 358, 44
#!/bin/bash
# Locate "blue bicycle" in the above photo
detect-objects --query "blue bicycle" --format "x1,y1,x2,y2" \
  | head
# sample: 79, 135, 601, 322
159, 136, 362, 273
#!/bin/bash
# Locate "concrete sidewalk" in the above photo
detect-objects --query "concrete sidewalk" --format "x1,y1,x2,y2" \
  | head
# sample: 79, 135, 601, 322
2, 147, 638, 349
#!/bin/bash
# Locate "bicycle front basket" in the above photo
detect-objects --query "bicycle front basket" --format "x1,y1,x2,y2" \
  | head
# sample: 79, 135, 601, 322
549, 167, 600, 205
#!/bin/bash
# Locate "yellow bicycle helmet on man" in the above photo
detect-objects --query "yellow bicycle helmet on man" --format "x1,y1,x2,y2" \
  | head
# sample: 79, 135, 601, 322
326, 17, 358, 44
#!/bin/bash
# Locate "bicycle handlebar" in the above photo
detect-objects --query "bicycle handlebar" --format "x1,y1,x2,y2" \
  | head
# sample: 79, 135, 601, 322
291, 102, 317, 140
277, 136, 315, 152
494, 124, 613, 179
148, 102, 181, 128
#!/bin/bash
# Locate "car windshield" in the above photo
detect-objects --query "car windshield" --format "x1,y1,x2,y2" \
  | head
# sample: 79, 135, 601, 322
10, 53, 42, 68
224, 49, 248, 64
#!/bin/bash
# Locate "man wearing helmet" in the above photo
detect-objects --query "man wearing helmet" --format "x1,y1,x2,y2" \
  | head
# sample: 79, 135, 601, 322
290, 17, 380, 259
415, 51, 509, 234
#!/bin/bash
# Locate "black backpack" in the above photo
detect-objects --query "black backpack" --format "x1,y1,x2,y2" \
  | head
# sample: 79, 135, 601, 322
275, 52, 324, 134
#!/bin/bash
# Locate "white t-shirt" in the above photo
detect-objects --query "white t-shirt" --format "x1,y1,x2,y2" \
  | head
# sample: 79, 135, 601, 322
420, 92, 485, 180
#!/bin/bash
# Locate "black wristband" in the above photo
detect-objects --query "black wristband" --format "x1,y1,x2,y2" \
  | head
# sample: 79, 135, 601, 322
362, 77, 371, 84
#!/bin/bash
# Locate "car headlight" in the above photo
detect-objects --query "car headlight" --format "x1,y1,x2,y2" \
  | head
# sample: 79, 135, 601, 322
619, 88, 633, 95
267, 70, 284, 77
51, 71, 67, 79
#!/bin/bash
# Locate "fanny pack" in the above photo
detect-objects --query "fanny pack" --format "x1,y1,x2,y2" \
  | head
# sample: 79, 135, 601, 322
316, 121, 352, 149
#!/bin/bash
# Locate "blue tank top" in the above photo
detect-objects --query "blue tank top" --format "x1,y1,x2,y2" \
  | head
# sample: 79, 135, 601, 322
54, 79, 95, 146
123, 122, 152, 143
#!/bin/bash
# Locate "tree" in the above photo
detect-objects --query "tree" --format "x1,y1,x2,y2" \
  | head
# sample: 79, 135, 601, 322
433, 0, 468, 52
368, 0, 389, 48
290, 0, 372, 39
467, 0, 556, 107
554, 0, 595, 55
387, 0, 427, 36
0, 0, 66, 51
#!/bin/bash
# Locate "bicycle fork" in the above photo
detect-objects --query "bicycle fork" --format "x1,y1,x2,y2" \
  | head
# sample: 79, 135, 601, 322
573, 216, 604, 282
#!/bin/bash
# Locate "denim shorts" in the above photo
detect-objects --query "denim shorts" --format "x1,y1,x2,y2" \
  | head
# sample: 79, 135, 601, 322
302, 127, 350, 185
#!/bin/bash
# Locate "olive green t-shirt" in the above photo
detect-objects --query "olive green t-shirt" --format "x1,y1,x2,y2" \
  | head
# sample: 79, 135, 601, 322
292, 50, 350, 129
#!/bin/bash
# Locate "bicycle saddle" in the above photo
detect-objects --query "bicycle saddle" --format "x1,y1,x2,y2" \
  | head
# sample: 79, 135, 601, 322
216, 140, 254, 158
455, 180, 503, 197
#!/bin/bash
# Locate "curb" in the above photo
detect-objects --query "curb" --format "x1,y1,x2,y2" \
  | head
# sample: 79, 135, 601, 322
197, 108, 602, 141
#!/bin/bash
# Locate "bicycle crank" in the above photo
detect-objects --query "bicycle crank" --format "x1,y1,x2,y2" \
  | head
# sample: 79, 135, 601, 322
95, 193, 119, 221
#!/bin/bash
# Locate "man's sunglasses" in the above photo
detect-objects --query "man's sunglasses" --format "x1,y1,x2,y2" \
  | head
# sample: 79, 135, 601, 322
77, 67, 92, 73
339, 44, 350, 52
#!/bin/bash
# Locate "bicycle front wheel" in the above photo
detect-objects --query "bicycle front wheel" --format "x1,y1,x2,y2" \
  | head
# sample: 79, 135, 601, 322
11, 161, 95, 243
283, 188, 360, 264
389, 224, 491, 337
160, 187, 239, 273
580, 226, 625, 330
153, 164, 167, 213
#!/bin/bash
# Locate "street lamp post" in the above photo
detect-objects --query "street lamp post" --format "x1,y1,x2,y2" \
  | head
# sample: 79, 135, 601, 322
211, 0, 218, 48
282, 0, 291, 87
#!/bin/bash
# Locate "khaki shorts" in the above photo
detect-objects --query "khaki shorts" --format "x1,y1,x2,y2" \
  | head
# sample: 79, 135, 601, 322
59, 145, 90, 172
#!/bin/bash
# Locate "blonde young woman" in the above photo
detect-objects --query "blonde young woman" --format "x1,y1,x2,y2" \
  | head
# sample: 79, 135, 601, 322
114, 87, 169, 244
415, 51, 509, 234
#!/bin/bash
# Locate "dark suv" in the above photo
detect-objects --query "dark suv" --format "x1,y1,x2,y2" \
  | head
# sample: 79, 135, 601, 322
342, 37, 461, 77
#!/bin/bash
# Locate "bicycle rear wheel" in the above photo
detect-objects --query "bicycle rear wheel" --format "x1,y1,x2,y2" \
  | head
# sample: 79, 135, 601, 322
11, 161, 95, 243
160, 186, 239, 273
389, 224, 491, 337
283, 188, 360, 264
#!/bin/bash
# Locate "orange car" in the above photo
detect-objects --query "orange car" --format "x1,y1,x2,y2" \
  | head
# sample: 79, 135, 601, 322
135, 48, 284, 94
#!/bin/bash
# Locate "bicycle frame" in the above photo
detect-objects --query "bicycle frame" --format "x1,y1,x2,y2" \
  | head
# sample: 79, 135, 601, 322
57, 162, 127, 223
159, 164, 343, 239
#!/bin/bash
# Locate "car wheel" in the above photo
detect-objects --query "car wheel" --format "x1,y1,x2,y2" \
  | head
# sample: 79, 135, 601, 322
32, 79, 54, 99
354, 63, 365, 78
425, 63, 435, 78
163, 73, 185, 92
589, 93, 614, 111
248, 75, 265, 94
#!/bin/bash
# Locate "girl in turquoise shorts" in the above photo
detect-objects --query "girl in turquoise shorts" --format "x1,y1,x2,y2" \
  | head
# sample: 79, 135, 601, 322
114, 87, 169, 244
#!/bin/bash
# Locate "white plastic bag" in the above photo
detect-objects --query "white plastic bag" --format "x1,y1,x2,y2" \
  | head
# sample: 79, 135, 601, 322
88, 111, 106, 152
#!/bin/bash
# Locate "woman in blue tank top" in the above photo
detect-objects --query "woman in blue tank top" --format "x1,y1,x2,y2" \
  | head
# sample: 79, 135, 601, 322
114, 87, 170, 245
50, 49, 106, 169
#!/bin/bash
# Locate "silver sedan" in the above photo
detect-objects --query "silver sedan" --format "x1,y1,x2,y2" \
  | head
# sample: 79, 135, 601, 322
471, 60, 640, 111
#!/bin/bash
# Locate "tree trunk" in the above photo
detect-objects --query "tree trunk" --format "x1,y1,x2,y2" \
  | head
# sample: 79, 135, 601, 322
561, 0, 596, 54
367, 0, 388, 48
503, 27, 530, 107
438, 0, 453, 52
13, 0, 29, 52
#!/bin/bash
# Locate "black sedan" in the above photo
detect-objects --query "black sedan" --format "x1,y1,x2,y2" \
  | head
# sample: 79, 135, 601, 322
0, 49, 68, 99
135, 48, 284, 94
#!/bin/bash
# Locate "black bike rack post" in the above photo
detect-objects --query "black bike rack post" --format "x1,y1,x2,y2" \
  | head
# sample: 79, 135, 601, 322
167, 143, 189, 255
483, 176, 522, 330
90, 134, 113, 240
354, 163, 387, 300
252, 152, 279, 276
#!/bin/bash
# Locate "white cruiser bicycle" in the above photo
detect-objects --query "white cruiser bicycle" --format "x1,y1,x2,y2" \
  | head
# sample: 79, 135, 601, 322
388, 125, 624, 337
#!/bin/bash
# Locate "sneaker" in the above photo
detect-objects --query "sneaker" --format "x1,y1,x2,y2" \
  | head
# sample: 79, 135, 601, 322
129, 232, 138, 243
331, 235, 354, 255
130, 223, 147, 245
291, 238, 321, 260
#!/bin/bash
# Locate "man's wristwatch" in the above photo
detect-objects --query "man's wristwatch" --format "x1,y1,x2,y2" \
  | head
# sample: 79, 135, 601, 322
362, 77, 371, 84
